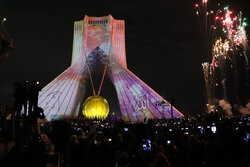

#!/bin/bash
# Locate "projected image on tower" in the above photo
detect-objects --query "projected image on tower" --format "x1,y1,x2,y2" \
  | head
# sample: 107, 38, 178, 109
38, 15, 183, 121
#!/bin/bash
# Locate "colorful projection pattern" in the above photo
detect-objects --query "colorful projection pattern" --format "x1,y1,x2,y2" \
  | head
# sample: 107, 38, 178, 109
38, 15, 183, 121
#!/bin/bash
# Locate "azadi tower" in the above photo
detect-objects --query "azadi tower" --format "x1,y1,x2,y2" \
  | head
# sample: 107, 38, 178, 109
38, 15, 183, 121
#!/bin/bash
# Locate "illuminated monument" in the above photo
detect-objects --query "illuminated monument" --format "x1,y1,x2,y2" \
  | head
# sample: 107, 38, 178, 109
38, 15, 183, 121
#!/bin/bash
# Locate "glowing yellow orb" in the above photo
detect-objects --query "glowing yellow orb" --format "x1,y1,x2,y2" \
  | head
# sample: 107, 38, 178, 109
82, 95, 109, 119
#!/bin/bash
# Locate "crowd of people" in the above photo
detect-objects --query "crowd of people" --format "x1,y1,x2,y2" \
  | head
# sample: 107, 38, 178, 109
0, 111, 249, 167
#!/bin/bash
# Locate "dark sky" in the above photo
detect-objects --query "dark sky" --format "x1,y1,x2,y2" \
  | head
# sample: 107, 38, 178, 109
0, 0, 249, 115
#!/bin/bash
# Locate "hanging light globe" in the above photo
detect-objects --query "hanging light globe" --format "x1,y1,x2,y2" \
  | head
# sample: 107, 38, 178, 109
82, 95, 109, 119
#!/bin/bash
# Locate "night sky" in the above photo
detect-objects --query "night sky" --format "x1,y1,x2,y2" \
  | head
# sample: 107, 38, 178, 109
0, 0, 249, 115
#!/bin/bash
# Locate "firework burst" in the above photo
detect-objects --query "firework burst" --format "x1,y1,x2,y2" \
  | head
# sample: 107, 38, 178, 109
195, 0, 249, 114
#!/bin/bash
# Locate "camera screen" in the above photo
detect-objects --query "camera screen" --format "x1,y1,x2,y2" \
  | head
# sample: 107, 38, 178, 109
142, 139, 151, 151
243, 132, 250, 142
211, 126, 216, 133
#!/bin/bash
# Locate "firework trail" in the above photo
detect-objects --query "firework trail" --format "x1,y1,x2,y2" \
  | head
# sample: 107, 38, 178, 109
202, 62, 215, 112
195, 0, 218, 112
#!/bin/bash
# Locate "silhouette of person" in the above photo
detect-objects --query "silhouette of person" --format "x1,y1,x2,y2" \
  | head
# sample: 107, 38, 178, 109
20, 80, 29, 116
28, 106, 45, 125
28, 80, 41, 112
13, 82, 22, 118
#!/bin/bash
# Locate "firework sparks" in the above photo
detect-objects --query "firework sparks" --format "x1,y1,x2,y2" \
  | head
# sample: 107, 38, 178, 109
213, 38, 230, 59
220, 8, 248, 51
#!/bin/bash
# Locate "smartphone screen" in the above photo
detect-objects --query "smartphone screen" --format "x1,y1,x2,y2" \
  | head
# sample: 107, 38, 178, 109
200, 127, 204, 134
243, 132, 250, 142
211, 126, 216, 134
142, 139, 151, 151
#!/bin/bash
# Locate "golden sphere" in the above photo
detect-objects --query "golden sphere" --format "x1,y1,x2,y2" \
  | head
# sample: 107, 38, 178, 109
82, 95, 109, 119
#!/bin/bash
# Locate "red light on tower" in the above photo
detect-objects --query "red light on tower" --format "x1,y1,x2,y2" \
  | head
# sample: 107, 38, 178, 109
203, 0, 208, 4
